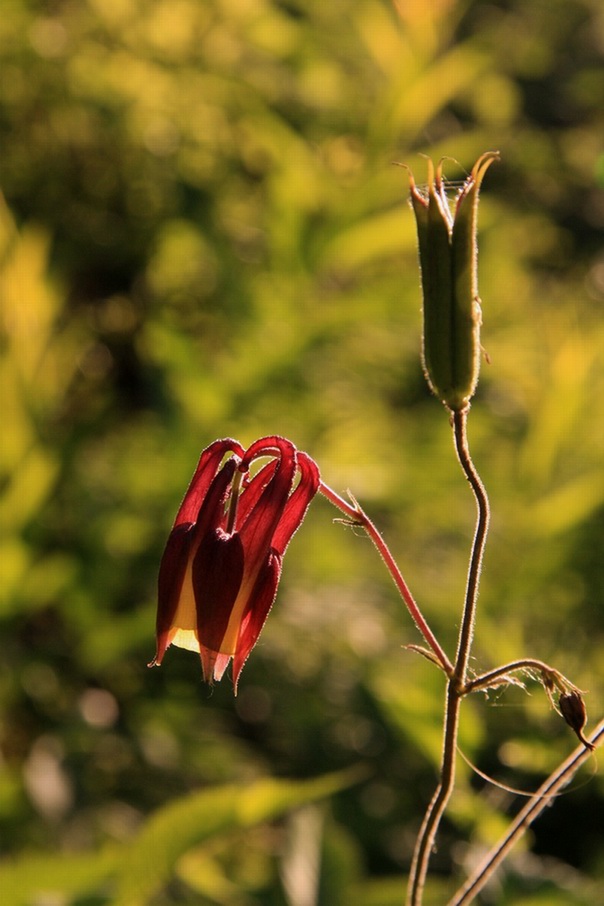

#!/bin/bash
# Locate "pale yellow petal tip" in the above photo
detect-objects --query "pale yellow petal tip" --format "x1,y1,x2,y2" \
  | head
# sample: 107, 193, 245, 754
170, 628, 201, 653
200, 647, 232, 685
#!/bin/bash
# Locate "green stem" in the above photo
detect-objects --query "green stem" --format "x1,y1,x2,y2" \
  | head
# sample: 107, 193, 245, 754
407, 408, 490, 906
406, 683, 461, 906
451, 409, 490, 686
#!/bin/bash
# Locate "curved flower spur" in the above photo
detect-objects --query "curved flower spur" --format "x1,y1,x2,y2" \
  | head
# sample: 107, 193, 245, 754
149, 436, 320, 691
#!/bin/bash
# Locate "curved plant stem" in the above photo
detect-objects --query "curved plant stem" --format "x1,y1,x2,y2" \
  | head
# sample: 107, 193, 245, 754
463, 658, 578, 695
447, 718, 604, 905
319, 481, 452, 674
407, 408, 490, 906
450, 409, 491, 686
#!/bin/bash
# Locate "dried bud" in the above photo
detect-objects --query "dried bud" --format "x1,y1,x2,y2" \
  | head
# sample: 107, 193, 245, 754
559, 691, 595, 751
407, 152, 499, 411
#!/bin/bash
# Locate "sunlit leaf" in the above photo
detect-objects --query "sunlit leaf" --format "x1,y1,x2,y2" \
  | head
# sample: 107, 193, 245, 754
111, 771, 361, 906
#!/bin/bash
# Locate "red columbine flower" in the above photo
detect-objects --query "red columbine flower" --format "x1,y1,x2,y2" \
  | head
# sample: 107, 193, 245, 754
149, 436, 320, 691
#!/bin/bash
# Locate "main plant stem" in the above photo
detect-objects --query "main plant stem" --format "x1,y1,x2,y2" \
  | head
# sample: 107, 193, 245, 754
407, 408, 490, 906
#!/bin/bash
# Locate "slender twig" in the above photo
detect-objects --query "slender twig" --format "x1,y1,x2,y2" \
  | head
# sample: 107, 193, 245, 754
319, 481, 453, 674
464, 658, 579, 695
407, 408, 491, 906
446, 718, 604, 906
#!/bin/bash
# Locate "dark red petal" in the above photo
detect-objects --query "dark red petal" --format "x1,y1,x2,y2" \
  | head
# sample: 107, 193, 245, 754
272, 451, 320, 555
152, 454, 240, 666
174, 439, 244, 527
192, 529, 245, 653
152, 522, 195, 664
232, 551, 282, 691
236, 459, 278, 525
189, 455, 238, 542
237, 437, 297, 554
239, 435, 292, 472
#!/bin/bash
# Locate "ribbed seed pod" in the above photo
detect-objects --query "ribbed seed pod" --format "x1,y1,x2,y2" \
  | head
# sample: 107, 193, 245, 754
407, 152, 499, 412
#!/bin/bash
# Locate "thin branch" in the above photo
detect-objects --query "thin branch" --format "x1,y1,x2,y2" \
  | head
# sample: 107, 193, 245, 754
463, 658, 580, 695
319, 481, 453, 674
447, 719, 604, 906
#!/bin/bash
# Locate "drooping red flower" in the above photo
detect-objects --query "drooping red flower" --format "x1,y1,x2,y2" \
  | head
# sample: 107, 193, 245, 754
149, 436, 320, 691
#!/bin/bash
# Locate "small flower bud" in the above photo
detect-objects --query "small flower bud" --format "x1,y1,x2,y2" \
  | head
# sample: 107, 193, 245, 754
407, 152, 499, 411
559, 691, 595, 751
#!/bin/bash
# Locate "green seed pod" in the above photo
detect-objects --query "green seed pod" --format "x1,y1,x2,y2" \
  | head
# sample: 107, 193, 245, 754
407, 152, 499, 411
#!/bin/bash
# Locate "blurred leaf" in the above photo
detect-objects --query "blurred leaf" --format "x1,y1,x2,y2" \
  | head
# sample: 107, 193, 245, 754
319, 207, 415, 272
111, 770, 362, 906
527, 471, 604, 537
349, 874, 452, 906
176, 844, 249, 901
0, 847, 119, 906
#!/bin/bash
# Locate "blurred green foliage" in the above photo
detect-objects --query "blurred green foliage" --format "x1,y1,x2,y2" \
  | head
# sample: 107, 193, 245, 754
1, 0, 603, 903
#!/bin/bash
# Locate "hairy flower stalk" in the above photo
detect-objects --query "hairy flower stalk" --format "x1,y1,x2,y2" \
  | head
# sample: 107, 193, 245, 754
407, 152, 499, 411
405, 154, 497, 905
149, 436, 320, 691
